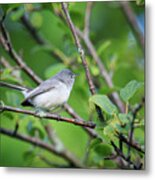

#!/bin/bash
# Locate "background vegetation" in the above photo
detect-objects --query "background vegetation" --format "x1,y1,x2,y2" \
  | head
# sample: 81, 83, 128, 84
0, 1, 144, 169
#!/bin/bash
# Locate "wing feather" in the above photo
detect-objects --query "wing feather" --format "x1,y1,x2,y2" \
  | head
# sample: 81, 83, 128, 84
21, 79, 57, 106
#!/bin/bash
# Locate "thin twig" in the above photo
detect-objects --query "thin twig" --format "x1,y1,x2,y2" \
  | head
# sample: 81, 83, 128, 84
0, 57, 12, 68
84, 2, 93, 37
44, 124, 63, 147
20, 14, 68, 63
64, 103, 98, 138
120, 1, 144, 51
21, 14, 46, 45
61, 2, 104, 122
0, 127, 83, 167
61, 2, 96, 95
127, 97, 145, 161
0, 57, 23, 83
0, 104, 95, 128
117, 133, 144, 154
111, 141, 142, 169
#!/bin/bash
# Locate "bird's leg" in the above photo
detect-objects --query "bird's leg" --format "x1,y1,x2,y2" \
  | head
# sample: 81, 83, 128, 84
35, 107, 47, 118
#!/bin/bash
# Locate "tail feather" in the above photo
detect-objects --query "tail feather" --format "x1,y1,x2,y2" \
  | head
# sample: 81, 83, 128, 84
21, 99, 33, 107
0, 81, 33, 107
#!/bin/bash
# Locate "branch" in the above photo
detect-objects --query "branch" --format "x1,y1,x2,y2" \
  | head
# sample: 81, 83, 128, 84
0, 104, 95, 128
120, 1, 144, 51
0, 56, 12, 68
61, 2, 105, 122
21, 14, 46, 45
44, 123, 63, 147
117, 133, 144, 154
0, 127, 83, 167
111, 141, 142, 169
20, 14, 68, 63
76, 28, 124, 113
132, 97, 145, 119
84, 2, 93, 37
0, 15, 42, 84
127, 97, 145, 160
61, 3, 95, 95
64, 103, 98, 138
0, 56, 23, 83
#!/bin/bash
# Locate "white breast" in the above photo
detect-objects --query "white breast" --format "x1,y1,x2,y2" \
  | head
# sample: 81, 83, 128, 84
32, 83, 71, 110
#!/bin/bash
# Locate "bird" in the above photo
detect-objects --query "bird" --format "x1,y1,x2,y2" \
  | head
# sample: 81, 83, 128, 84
0, 69, 77, 115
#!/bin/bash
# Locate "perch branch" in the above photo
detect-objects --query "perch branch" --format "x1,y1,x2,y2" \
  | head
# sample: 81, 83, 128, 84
0, 127, 83, 167
0, 104, 95, 128
120, 1, 144, 51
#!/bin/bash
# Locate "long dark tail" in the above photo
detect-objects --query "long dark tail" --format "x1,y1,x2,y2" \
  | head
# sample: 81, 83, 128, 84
0, 81, 33, 107
0, 81, 29, 91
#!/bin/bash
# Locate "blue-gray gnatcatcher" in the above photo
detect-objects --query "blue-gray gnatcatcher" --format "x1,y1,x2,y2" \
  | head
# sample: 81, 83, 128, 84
0, 69, 76, 113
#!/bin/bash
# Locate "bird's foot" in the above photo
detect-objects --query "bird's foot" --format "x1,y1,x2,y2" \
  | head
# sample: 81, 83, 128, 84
35, 108, 47, 118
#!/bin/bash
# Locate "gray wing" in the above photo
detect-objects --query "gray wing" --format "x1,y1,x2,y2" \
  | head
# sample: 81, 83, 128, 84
21, 78, 58, 106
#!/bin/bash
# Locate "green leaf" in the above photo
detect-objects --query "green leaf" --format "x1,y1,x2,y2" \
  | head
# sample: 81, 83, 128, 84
104, 160, 117, 169
136, 0, 145, 5
23, 150, 36, 161
89, 95, 118, 115
120, 80, 144, 102
30, 12, 43, 28
6, 91, 21, 106
89, 138, 102, 150
26, 121, 33, 133
97, 40, 111, 56
10, 7, 25, 21
94, 143, 112, 157
118, 113, 132, 124
1, 4, 21, 15
29, 127, 44, 139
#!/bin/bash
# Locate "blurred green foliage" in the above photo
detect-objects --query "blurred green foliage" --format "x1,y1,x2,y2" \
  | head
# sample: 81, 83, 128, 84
0, 1, 144, 169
